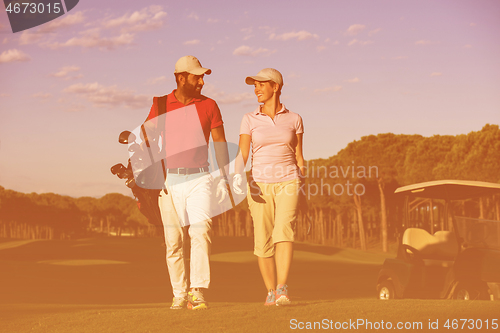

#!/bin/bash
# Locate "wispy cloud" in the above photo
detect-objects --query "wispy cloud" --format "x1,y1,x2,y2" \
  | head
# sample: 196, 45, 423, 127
314, 86, 342, 94
187, 13, 199, 21
50, 66, 82, 79
19, 31, 45, 45
32, 92, 52, 99
63, 82, 150, 109
348, 39, 373, 46
104, 6, 167, 33
233, 45, 275, 57
269, 30, 319, 41
207, 18, 219, 23
147, 76, 167, 85
464, 44, 472, 49
203, 84, 254, 104
345, 77, 360, 83
415, 40, 434, 45
39, 11, 85, 33
392, 56, 408, 60
317, 45, 326, 52
0, 93, 11, 97
430, 72, 442, 77
183, 39, 200, 45
48, 29, 135, 50
19, 12, 85, 45
0, 49, 31, 63
368, 28, 382, 36
346, 24, 366, 35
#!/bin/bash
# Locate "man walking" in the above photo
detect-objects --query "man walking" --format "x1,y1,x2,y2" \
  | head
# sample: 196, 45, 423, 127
145, 55, 230, 310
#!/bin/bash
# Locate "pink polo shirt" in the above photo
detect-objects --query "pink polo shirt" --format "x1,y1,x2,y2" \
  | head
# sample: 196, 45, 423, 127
240, 105, 304, 183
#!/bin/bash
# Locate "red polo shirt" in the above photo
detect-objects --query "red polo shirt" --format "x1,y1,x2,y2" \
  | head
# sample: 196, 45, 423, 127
146, 90, 223, 168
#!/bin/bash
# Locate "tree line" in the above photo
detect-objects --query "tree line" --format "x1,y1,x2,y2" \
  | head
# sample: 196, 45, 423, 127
1, 124, 499, 250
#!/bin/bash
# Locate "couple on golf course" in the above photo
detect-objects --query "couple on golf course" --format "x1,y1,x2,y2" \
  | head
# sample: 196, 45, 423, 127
145, 55, 305, 310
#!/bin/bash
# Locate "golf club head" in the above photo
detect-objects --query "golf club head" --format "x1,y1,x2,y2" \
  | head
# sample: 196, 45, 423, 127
110, 163, 126, 175
119, 131, 135, 144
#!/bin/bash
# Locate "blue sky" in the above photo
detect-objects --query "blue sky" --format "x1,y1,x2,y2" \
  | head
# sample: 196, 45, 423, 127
0, 0, 499, 197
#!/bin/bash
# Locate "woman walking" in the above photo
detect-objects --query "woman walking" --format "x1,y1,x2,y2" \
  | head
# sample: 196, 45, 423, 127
233, 68, 305, 306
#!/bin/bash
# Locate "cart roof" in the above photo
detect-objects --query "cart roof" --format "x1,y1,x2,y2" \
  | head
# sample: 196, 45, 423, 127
394, 180, 500, 200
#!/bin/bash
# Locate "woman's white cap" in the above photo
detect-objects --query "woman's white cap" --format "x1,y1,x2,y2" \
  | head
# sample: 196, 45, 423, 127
245, 68, 283, 86
174, 55, 212, 75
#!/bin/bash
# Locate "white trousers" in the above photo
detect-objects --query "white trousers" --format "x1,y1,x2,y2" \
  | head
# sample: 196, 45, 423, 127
158, 172, 213, 298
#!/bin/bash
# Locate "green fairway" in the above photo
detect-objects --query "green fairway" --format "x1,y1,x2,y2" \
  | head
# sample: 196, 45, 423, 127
0, 237, 499, 332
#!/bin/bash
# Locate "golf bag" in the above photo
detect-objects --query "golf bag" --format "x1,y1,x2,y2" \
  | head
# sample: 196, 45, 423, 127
110, 95, 168, 226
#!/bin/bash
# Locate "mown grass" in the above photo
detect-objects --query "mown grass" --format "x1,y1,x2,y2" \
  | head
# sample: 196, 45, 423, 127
0, 237, 498, 332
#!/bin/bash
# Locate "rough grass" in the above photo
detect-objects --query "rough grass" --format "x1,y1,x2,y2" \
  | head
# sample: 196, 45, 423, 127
0, 237, 499, 332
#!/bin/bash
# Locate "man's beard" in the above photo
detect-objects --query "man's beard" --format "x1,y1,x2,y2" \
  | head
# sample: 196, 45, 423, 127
184, 81, 202, 98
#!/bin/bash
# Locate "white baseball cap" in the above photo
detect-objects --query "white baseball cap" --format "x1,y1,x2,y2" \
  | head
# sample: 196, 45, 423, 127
174, 55, 212, 75
245, 68, 283, 86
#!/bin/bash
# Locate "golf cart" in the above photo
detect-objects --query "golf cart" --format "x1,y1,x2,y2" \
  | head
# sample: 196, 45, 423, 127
377, 180, 500, 301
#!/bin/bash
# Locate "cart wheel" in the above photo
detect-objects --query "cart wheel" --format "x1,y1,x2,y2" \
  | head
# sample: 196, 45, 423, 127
454, 283, 488, 300
378, 280, 396, 300
454, 286, 472, 300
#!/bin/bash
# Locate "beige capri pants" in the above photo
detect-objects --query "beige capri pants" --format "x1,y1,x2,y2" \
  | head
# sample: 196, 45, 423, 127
247, 177, 300, 257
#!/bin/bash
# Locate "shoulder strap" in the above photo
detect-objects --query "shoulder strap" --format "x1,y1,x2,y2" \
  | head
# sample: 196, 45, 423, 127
157, 95, 168, 116
156, 95, 168, 185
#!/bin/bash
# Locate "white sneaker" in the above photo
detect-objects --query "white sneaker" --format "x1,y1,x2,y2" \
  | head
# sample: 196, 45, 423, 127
170, 296, 187, 309
187, 288, 208, 310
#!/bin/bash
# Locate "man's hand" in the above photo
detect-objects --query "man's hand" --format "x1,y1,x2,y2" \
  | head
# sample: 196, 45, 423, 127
232, 173, 244, 195
216, 178, 229, 204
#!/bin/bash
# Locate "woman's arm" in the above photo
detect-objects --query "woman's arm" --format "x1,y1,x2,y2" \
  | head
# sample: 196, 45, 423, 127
295, 133, 305, 177
236, 134, 251, 175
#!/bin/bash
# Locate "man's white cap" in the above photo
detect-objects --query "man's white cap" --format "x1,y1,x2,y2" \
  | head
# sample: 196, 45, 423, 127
245, 68, 283, 86
174, 55, 211, 75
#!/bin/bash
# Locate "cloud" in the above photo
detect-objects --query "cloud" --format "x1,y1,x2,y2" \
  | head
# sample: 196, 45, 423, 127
346, 24, 366, 35
104, 6, 167, 33
430, 72, 442, 77
183, 39, 200, 45
470, 23, 476, 27
207, 18, 219, 23
314, 86, 342, 94
147, 76, 167, 85
38, 11, 85, 33
269, 30, 319, 41
64, 82, 150, 109
415, 40, 433, 45
32, 92, 52, 99
48, 29, 135, 50
368, 28, 382, 36
464, 44, 472, 49
187, 13, 199, 21
0, 93, 11, 97
233, 45, 275, 57
50, 66, 82, 79
348, 39, 373, 46
19, 31, 45, 45
3, 38, 8, 44
317, 45, 326, 52
346, 77, 360, 83
202, 84, 254, 104
0, 49, 31, 63
392, 56, 408, 60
